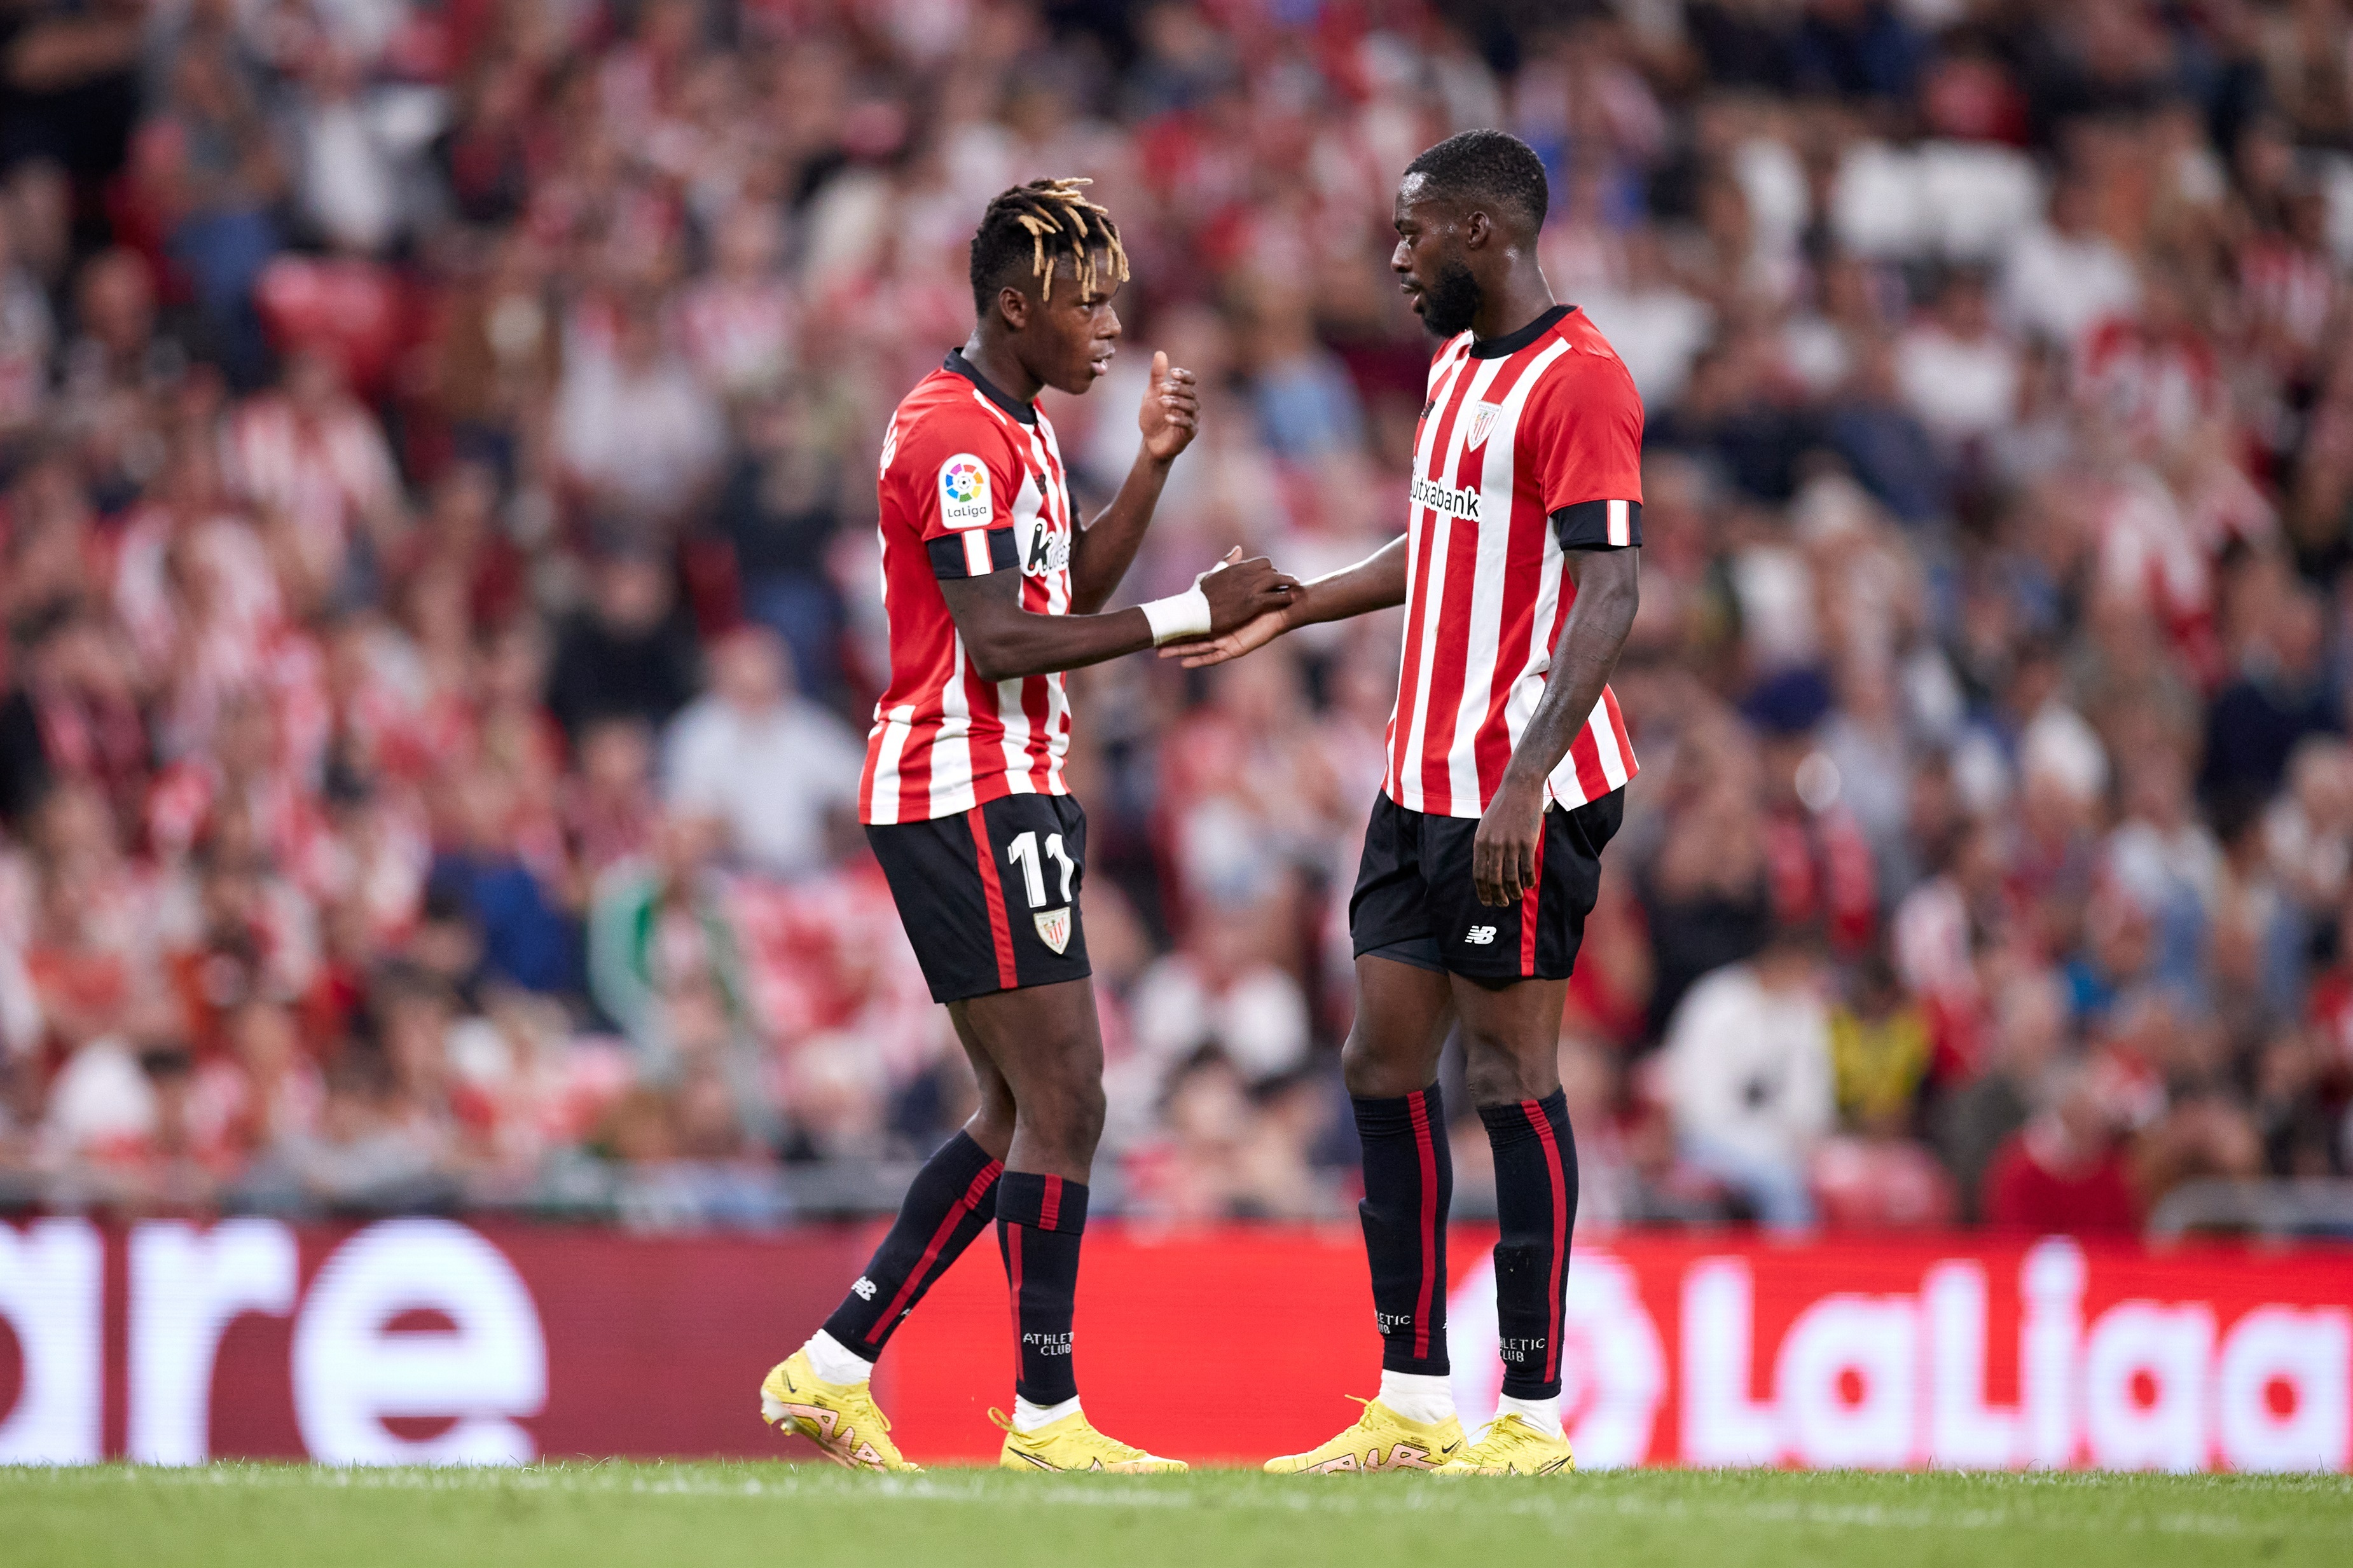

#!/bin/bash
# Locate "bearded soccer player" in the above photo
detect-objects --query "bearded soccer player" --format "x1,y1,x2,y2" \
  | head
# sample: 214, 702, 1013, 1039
1170, 132, 1642, 1476
759, 179, 1294, 1473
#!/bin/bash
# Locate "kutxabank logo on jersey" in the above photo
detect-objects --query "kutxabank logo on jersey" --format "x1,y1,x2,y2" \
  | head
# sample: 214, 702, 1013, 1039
1411, 474, 1482, 521
1021, 513, 1070, 577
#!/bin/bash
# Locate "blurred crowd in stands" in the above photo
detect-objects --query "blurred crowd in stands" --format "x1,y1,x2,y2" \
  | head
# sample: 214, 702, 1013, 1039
1, 0, 2351, 1234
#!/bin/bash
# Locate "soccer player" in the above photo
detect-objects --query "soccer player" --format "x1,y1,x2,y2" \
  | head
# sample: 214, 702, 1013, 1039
1168, 131, 1643, 1476
759, 178, 1294, 1474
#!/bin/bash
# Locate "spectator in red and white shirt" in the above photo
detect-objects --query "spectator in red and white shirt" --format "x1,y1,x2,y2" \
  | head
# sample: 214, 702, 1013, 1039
675, 203, 796, 403
221, 345, 406, 598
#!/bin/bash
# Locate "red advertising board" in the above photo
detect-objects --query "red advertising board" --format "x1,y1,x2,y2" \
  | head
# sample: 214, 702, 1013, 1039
3, 1218, 2349, 1471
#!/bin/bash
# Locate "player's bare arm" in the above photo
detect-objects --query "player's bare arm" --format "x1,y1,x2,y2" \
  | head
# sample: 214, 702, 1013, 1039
1066, 350, 1199, 612
941, 551, 1295, 683
1470, 546, 1638, 908
1159, 532, 1409, 668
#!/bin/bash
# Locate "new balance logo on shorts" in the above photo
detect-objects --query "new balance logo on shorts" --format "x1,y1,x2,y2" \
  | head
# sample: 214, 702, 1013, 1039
850, 1277, 877, 1300
1465, 925, 1497, 945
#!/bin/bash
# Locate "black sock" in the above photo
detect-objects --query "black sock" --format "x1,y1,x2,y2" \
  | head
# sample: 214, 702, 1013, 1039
996, 1171, 1087, 1406
1354, 1083, 1452, 1378
821, 1131, 1003, 1361
1480, 1090, 1578, 1401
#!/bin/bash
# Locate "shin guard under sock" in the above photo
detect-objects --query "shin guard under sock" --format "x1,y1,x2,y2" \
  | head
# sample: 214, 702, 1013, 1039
996, 1171, 1087, 1405
821, 1131, 1003, 1361
1353, 1083, 1452, 1378
1480, 1090, 1578, 1401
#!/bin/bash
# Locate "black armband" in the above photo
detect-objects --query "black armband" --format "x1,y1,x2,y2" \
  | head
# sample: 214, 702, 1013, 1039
927, 528, 1019, 580
1551, 499, 1641, 551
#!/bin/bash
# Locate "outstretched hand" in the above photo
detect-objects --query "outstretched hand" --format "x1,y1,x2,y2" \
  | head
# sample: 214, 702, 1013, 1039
1157, 605, 1290, 668
1192, 546, 1298, 638
1159, 548, 1297, 665
1138, 350, 1199, 464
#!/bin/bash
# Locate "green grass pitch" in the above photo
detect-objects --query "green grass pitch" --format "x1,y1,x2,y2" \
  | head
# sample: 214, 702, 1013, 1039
10, 1463, 2350, 1567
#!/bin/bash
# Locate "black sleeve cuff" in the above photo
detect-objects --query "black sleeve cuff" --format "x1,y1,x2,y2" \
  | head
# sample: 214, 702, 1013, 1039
927, 528, 1019, 580
1551, 499, 1641, 551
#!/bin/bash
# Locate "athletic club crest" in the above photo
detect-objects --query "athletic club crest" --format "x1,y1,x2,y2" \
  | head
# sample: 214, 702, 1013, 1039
1034, 907, 1073, 955
1466, 402, 1501, 449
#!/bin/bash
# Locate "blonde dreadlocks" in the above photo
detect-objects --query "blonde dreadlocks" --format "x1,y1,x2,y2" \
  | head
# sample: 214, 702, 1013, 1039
969, 177, 1131, 313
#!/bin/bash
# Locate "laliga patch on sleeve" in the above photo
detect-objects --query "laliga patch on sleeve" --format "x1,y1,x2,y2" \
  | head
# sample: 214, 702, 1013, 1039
937, 454, 995, 529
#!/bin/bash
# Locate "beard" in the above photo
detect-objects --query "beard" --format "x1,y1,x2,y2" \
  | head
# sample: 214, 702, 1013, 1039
1417, 258, 1482, 338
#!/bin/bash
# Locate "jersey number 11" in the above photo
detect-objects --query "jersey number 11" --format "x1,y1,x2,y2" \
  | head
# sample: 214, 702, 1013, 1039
1007, 830, 1076, 909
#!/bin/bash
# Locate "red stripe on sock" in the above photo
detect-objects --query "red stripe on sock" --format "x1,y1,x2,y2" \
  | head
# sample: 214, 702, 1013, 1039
1040, 1174, 1063, 1232
1407, 1088, 1439, 1362
968, 805, 1019, 991
1523, 1099, 1569, 1383
1005, 1221, 1025, 1387
865, 1159, 1003, 1345
1519, 820, 1547, 977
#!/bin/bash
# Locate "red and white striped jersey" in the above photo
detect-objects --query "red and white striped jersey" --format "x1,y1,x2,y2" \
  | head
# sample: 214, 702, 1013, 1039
859, 352, 1077, 825
1385, 306, 1643, 818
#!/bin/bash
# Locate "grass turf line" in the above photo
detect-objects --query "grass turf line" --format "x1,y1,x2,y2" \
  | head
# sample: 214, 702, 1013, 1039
8, 1463, 2350, 1568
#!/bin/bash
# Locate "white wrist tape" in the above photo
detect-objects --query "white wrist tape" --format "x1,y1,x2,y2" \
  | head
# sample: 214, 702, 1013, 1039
1139, 584, 1213, 645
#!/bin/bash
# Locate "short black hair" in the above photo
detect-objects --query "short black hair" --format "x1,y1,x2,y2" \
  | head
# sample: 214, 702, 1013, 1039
1403, 129, 1550, 231
968, 178, 1130, 319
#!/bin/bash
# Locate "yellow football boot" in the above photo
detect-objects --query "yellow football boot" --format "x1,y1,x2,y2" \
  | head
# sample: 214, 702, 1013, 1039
1264, 1397, 1464, 1474
992, 1408, 1187, 1473
758, 1349, 918, 1472
1434, 1412, 1575, 1475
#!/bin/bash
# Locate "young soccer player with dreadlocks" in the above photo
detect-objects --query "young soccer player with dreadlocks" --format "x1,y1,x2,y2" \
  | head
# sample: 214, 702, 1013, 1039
758, 179, 1294, 1474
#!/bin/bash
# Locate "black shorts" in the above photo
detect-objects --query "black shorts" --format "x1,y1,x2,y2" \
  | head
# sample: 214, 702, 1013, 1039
1348, 788, 1624, 985
867, 792, 1091, 1004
